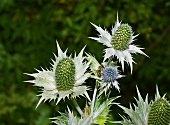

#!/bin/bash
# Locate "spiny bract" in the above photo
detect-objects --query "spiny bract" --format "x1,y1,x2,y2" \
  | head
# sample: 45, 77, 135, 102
25, 41, 91, 108
113, 86, 170, 125
89, 14, 148, 73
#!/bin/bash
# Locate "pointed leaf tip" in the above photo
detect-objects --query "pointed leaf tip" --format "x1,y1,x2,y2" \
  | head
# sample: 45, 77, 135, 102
136, 86, 143, 101
56, 40, 64, 57
155, 85, 161, 99
78, 46, 86, 58
116, 11, 119, 22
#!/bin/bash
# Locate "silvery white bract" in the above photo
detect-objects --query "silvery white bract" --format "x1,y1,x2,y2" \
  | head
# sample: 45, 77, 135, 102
113, 86, 170, 125
25, 41, 91, 108
51, 107, 93, 125
52, 96, 119, 125
90, 95, 120, 124
89, 14, 148, 73
86, 54, 124, 92
113, 87, 150, 125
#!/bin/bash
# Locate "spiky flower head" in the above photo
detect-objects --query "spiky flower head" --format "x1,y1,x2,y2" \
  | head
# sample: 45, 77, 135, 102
113, 86, 170, 125
89, 14, 148, 73
100, 65, 124, 92
111, 24, 132, 50
86, 54, 124, 93
102, 65, 119, 83
148, 89, 170, 125
25, 41, 91, 108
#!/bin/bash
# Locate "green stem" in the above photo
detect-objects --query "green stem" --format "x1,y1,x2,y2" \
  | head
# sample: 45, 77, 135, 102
91, 82, 99, 114
71, 98, 83, 117
107, 56, 113, 65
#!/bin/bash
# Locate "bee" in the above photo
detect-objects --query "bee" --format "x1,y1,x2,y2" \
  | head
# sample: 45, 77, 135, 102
96, 64, 104, 77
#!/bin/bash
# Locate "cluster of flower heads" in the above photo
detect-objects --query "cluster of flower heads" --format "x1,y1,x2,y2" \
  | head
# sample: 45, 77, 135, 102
86, 53, 124, 93
25, 14, 148, 124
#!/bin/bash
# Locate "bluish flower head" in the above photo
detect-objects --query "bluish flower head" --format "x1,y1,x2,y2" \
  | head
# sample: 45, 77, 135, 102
85, 54, 124, 92
100, 65, 124, 92
102, 66, 118, 83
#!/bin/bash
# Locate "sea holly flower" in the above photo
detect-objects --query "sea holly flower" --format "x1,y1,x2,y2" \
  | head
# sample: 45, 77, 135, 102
25, 41, 91, 108
148, 89, 170, 125
101, 65, 123, 92
113, 86, 170, 125
86, 54, 124, 92
89, 14, 148, 73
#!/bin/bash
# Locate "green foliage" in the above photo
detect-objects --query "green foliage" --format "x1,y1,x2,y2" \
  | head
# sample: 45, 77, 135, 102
0, 86, 50, 125
51, 111, 68, 125
52, 107, 93, 125
91, 95, 120, 124
0, 0, 170, 124
113, 87, 150, 125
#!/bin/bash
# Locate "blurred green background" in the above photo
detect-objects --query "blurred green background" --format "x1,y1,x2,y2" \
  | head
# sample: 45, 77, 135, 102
0, 0, 170, 124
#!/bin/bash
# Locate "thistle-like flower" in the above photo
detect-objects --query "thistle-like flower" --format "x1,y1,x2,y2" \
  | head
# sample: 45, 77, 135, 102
86, 54, 124, 92
25, 41, 91, 108
113, 86, 170, 125
148, 89, 170, 125
89, 14, 148, 73
101, 65, 123, 92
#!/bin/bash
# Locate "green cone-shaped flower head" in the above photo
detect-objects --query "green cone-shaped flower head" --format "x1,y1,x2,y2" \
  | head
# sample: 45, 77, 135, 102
55, 58, 75, 91
25, 41, 91, 108
113, 86, 170, 125
111, 24, 132, 50
148, 98, 170, 125
89, 14, 148, 74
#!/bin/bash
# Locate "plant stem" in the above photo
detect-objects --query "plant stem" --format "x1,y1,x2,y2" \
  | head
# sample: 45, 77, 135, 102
91, 82, 98, 114
71, 98, 83, 117
107, 56, 113, 65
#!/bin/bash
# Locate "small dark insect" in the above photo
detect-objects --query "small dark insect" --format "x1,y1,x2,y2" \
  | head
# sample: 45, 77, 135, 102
96, 64, 104, 77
